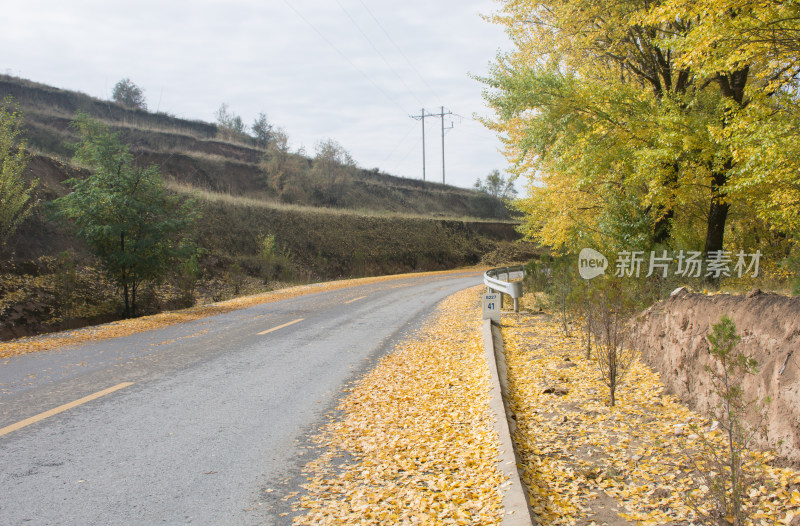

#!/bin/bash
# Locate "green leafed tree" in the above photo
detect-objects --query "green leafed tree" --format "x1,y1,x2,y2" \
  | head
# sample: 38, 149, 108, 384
0, 97, 37, 248
310, 138, 356, 206
215, 103, 246, 140
474, 169, 517, 201
112, 78, 147, 110
686, 315, 763, 526
251, 112, 273, 149
260, 127, 305, 203
54, 114, 197, 317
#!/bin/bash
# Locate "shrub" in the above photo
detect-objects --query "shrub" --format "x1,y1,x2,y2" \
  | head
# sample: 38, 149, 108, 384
112, 78, 147, 110
0, 96, 37, 248
685, 316, 765, 526
587, 277, 637, 407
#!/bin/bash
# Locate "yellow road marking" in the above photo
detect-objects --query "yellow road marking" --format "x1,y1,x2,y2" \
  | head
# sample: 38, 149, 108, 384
258, 318, 304, 336
0, 382, 134, 437
344, 296, 368, 304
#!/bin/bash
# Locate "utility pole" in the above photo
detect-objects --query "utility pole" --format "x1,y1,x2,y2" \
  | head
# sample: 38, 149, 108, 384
410, 107, 455, 184
410, 108, 436, 181
439, 106, 453, 184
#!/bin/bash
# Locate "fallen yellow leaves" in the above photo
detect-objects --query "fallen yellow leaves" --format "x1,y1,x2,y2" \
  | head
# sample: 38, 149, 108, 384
0, 269, 481, 360
502, 313, 800, 525
292, 287, 506, 525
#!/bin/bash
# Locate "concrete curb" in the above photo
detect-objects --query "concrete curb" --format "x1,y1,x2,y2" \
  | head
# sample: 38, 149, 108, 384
482, 319, 535, 525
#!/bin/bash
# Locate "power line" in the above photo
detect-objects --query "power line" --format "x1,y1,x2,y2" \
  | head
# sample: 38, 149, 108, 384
333, 0, 425, 107
381, 122, 416, 165
355, 0, 440, 101
282, 0, 408, 114
388, 136, 420, 178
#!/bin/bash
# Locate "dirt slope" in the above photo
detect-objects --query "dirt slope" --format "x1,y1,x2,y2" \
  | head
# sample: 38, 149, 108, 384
631, 288, 800, 466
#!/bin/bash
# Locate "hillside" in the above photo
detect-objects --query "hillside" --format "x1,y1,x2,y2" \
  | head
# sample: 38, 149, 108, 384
0, 75, 511, 220
0, 75, 534, 339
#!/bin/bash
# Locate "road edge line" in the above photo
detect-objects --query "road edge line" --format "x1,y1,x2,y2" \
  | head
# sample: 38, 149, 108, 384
482, 318, 536, 525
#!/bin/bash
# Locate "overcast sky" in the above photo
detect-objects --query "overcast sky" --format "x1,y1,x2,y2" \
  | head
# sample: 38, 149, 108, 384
3, 0, 511, 190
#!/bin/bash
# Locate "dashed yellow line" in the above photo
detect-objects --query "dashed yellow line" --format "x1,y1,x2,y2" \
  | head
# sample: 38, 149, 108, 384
258, 318, 304, 336
0, 382, 134, 437
345, 296, 368, 304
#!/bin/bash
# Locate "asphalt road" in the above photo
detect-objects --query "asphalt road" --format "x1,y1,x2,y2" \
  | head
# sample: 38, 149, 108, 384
0, 271, 483, 525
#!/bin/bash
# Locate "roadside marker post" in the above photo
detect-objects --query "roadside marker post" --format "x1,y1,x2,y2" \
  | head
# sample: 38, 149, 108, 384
482, 292, 501, 323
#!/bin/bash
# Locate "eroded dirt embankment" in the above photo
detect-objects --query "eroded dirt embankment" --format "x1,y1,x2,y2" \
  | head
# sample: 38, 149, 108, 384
631, 289, 800, 466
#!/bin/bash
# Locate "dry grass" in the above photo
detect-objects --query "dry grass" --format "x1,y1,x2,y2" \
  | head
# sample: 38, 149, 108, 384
164, 150, 256, 166
6, 74, 514, 222
168, 181, 516, 223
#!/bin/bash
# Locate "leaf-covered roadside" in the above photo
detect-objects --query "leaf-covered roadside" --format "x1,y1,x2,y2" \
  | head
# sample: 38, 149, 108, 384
0, 269, 481, 360
502, 314, 800, 525
292, 287, 507, 525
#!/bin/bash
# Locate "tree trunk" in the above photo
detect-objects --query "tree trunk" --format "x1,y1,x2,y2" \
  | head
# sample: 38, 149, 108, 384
609, 381, 616, 407
585, 317, 592, 360
609, 351, 617, 407
653, 208, 674, 245
652, 163, 679, 245
131, 281, 137, 318
702, 68, 747, 257
705, 198, 730, 255
120, 232, 130, 317
705, 167, 731, 256
123, 282, 130, 318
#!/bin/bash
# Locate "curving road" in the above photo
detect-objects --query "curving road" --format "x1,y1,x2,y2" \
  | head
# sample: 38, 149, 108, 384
0, 271, 482, 525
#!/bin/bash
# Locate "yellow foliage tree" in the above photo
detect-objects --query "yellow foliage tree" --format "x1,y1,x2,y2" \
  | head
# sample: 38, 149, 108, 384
646, 0, 800, 239
479, 0, 799, 259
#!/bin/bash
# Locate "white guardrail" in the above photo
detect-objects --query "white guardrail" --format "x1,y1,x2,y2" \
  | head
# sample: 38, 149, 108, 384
483, 265, 526, 313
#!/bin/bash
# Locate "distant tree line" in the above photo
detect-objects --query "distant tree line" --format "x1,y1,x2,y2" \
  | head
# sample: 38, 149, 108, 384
111, 78, 277, 148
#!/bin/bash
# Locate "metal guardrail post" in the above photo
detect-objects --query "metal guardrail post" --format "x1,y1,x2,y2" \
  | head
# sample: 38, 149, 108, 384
483, 265, 525, 314
510, 281, 523, 312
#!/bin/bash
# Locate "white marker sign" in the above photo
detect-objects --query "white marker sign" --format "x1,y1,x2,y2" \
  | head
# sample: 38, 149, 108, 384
482, 293, 501, 322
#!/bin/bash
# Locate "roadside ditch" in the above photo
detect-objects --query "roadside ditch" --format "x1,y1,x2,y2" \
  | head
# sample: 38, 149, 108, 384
497, 308, 800, 525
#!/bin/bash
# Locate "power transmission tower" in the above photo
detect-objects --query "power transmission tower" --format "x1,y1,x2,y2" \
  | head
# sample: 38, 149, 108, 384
410, 107, 454, 184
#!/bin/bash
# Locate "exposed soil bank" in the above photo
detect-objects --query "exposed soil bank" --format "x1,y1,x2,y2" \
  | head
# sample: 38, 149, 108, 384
631, 289, 800, 467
